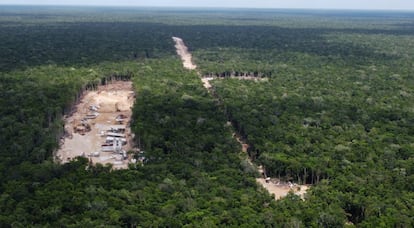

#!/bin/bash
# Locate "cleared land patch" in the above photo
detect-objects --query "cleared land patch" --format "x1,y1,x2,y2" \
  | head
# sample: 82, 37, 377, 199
173, 36, 309, 200
256, 177, 309, 200
56, 81, 135, 169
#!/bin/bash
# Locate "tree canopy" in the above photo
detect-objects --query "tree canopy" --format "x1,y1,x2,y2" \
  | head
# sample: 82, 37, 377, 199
0, 6, 413, 227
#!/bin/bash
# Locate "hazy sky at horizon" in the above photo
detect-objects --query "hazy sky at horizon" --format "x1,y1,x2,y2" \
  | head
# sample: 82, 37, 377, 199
1, 0, 414, 10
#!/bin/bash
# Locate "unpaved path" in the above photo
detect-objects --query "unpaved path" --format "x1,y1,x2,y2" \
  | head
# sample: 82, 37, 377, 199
172, 37, 197, 70
201, 77, 213, 89
172, 36, 309, 200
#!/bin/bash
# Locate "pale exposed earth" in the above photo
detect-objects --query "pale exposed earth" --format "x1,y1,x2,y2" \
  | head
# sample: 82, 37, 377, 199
56, 81, 135, 169
172, 37, 197, 70
172, 36, 309, 200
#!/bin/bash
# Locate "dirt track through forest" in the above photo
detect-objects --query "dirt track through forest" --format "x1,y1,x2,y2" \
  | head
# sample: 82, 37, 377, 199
172, 37, 197, 70
172, 36, 309, 200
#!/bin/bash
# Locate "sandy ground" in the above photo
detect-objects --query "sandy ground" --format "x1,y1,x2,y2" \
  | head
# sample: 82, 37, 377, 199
172, 37, 197, 70
172, 37, 310, 200
233, 112, 309, 200
201, 77, 213, 89
173, 36, 211, 91
256, 178, 309, 200
56, 81, 135, 169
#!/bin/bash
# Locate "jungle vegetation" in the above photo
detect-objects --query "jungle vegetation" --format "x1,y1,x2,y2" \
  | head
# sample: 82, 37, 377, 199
0, 5, 413, 227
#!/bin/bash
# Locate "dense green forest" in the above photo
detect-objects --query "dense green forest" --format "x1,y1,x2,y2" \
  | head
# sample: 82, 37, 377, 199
0, 5, 413, 227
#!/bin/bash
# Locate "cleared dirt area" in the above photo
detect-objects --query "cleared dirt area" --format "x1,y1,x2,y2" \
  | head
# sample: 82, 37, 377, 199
172, 37, 197, 70
173, 37, 310, 200
256, 178, 309, 200
201, 77, 213, 89
56, 81, 135, 169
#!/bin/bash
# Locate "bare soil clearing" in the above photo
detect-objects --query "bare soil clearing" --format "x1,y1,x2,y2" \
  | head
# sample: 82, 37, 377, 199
56, 81, 135, 169
201, 77, 213, 89
172, 37, 197, 70
172, 37, 309, 200
256, 178, 309, 200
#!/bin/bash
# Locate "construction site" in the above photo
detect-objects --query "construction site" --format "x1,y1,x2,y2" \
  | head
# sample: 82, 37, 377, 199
56, 81, 136, 169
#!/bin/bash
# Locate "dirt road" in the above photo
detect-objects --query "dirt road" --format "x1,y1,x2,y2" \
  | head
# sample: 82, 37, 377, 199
172, 36, 309, 200
172, 37, 197, 70
172, 37, 212, 90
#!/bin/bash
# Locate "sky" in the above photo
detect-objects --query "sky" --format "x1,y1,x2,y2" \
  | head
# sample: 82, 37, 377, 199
1, 0, 414, 10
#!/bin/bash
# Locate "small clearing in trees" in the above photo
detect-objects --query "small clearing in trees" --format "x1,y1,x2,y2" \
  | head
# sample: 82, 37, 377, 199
256, 178, 309, 200
257, 165, 309, 200
56, 81, 135, 169
172, 36, 310, 200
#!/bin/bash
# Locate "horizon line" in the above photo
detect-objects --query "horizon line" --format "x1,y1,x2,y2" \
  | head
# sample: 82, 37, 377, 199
1, 4, 414, 12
